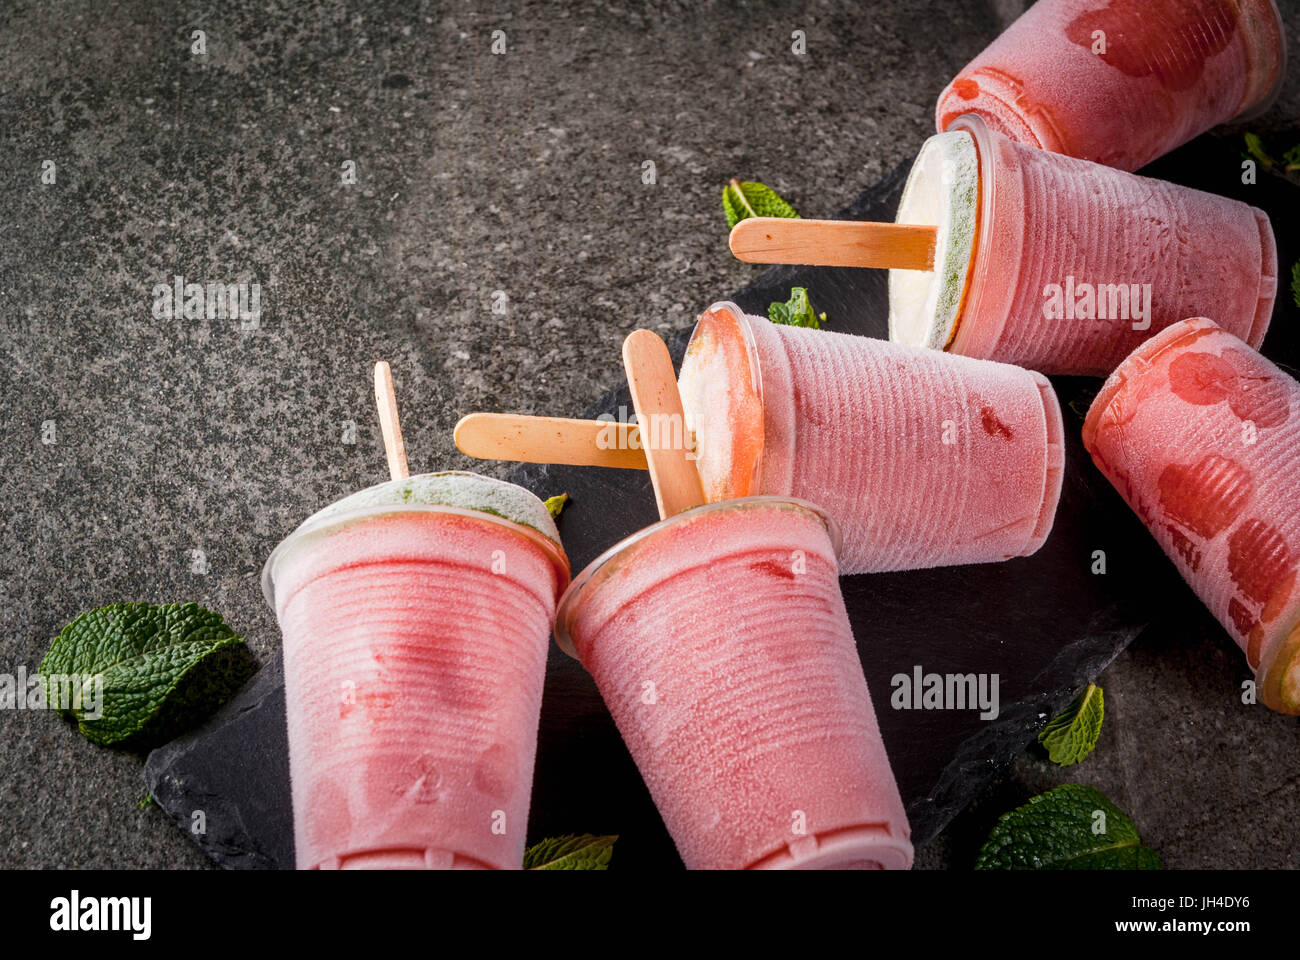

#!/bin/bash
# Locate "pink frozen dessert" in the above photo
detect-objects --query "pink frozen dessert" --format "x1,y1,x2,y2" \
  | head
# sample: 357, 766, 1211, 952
555, 496, 913, 870
678, 302, 1065, 575
263, 471, 570, 869
1083, 318, 1300, 715
889, 115, 1277, 376
936, 0, 1287, 172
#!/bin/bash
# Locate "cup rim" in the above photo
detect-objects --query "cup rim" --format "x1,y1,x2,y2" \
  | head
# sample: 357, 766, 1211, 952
683, 301, 767, 498
1232, 0, 1288, 123
1080, 317, 1221, 455
1258, 614, 1300, 716
552, 495, 841, 659
745, 824, 914, 870
261, 501, 572, 612
939, 72, 1052, 153
945, 112, 1007, 359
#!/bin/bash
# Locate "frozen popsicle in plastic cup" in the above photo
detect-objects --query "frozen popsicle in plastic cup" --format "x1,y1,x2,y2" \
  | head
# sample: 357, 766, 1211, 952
935, 0, 1287, 172
555, 494, 913, 870
550, 329, 912, 870
729, 117, 1276, 377
264, 470, 569, 869
889, 114, 1277, 375
1083, 317, 1300, 715
679, 302, 1065, 574
457, 303, 1064, 574
268, 365, 569, 870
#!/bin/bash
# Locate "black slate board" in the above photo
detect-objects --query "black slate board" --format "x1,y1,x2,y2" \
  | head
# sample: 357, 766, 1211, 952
146, 131, 1300, 870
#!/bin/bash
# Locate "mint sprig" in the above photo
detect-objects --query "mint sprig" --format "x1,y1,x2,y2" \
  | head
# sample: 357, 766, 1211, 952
1285, 144, 1300, 173
524, 834, 617, 870
768, 286, 826, 329
1243, 133, 1300, 177
722, 179, 799, 229
39, 602, 254, 747
976, 784, 1162, 870
1291, 261, 1300, 310
1038, 683, 1104, 766
544, 493, 570, 519
725, 181, 822, 328
1244, 132, 1274, 169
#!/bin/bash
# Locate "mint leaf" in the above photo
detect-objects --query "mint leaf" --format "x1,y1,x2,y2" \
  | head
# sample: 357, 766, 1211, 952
976, 784, 1162, 870
1284, 143, 1300, 172
1244, 132, 1273, 169
768, 287, 826, 329
1038, 683, 1104, 766
723, 179, 799, 229
39, 602, 254, 747
544, 493, 570, 519
524, 834, 617, 870
1292, 261, 1300, 310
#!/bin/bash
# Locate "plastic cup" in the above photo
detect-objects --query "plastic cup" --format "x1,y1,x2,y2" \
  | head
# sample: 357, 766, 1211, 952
679, 302, 1064, 575
554, 496, 913, 870
1083, 318, 1300, 715
263, 473, 570, 869
941, 113, 1276, 376
936, 0, 1287, 172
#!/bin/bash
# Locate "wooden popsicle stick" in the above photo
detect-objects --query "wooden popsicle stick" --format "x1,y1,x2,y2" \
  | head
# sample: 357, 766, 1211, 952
373, 361, 410, 481
454, 412, 648, 470
622, 329, 705, 521
729, 217, 937, 270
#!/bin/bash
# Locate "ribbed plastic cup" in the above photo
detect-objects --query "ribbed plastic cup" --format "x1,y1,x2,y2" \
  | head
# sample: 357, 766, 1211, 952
946, 113, 1276, 376
555, 496, 913, 870
936, 0, 1287, 172
263, 475, 569, 869
680, 303, 1065, 574
1083, 317, 1300, 715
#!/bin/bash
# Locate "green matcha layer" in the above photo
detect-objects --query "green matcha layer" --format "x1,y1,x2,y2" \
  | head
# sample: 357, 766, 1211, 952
888, 129, 979, 351
306, 471, 563, 548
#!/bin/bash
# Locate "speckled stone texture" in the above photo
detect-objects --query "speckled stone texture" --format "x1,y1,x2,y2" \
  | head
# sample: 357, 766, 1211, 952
2, 0, 1298, 869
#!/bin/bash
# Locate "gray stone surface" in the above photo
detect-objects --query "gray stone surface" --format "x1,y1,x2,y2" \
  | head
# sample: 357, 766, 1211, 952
2, 0, 1298, 870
